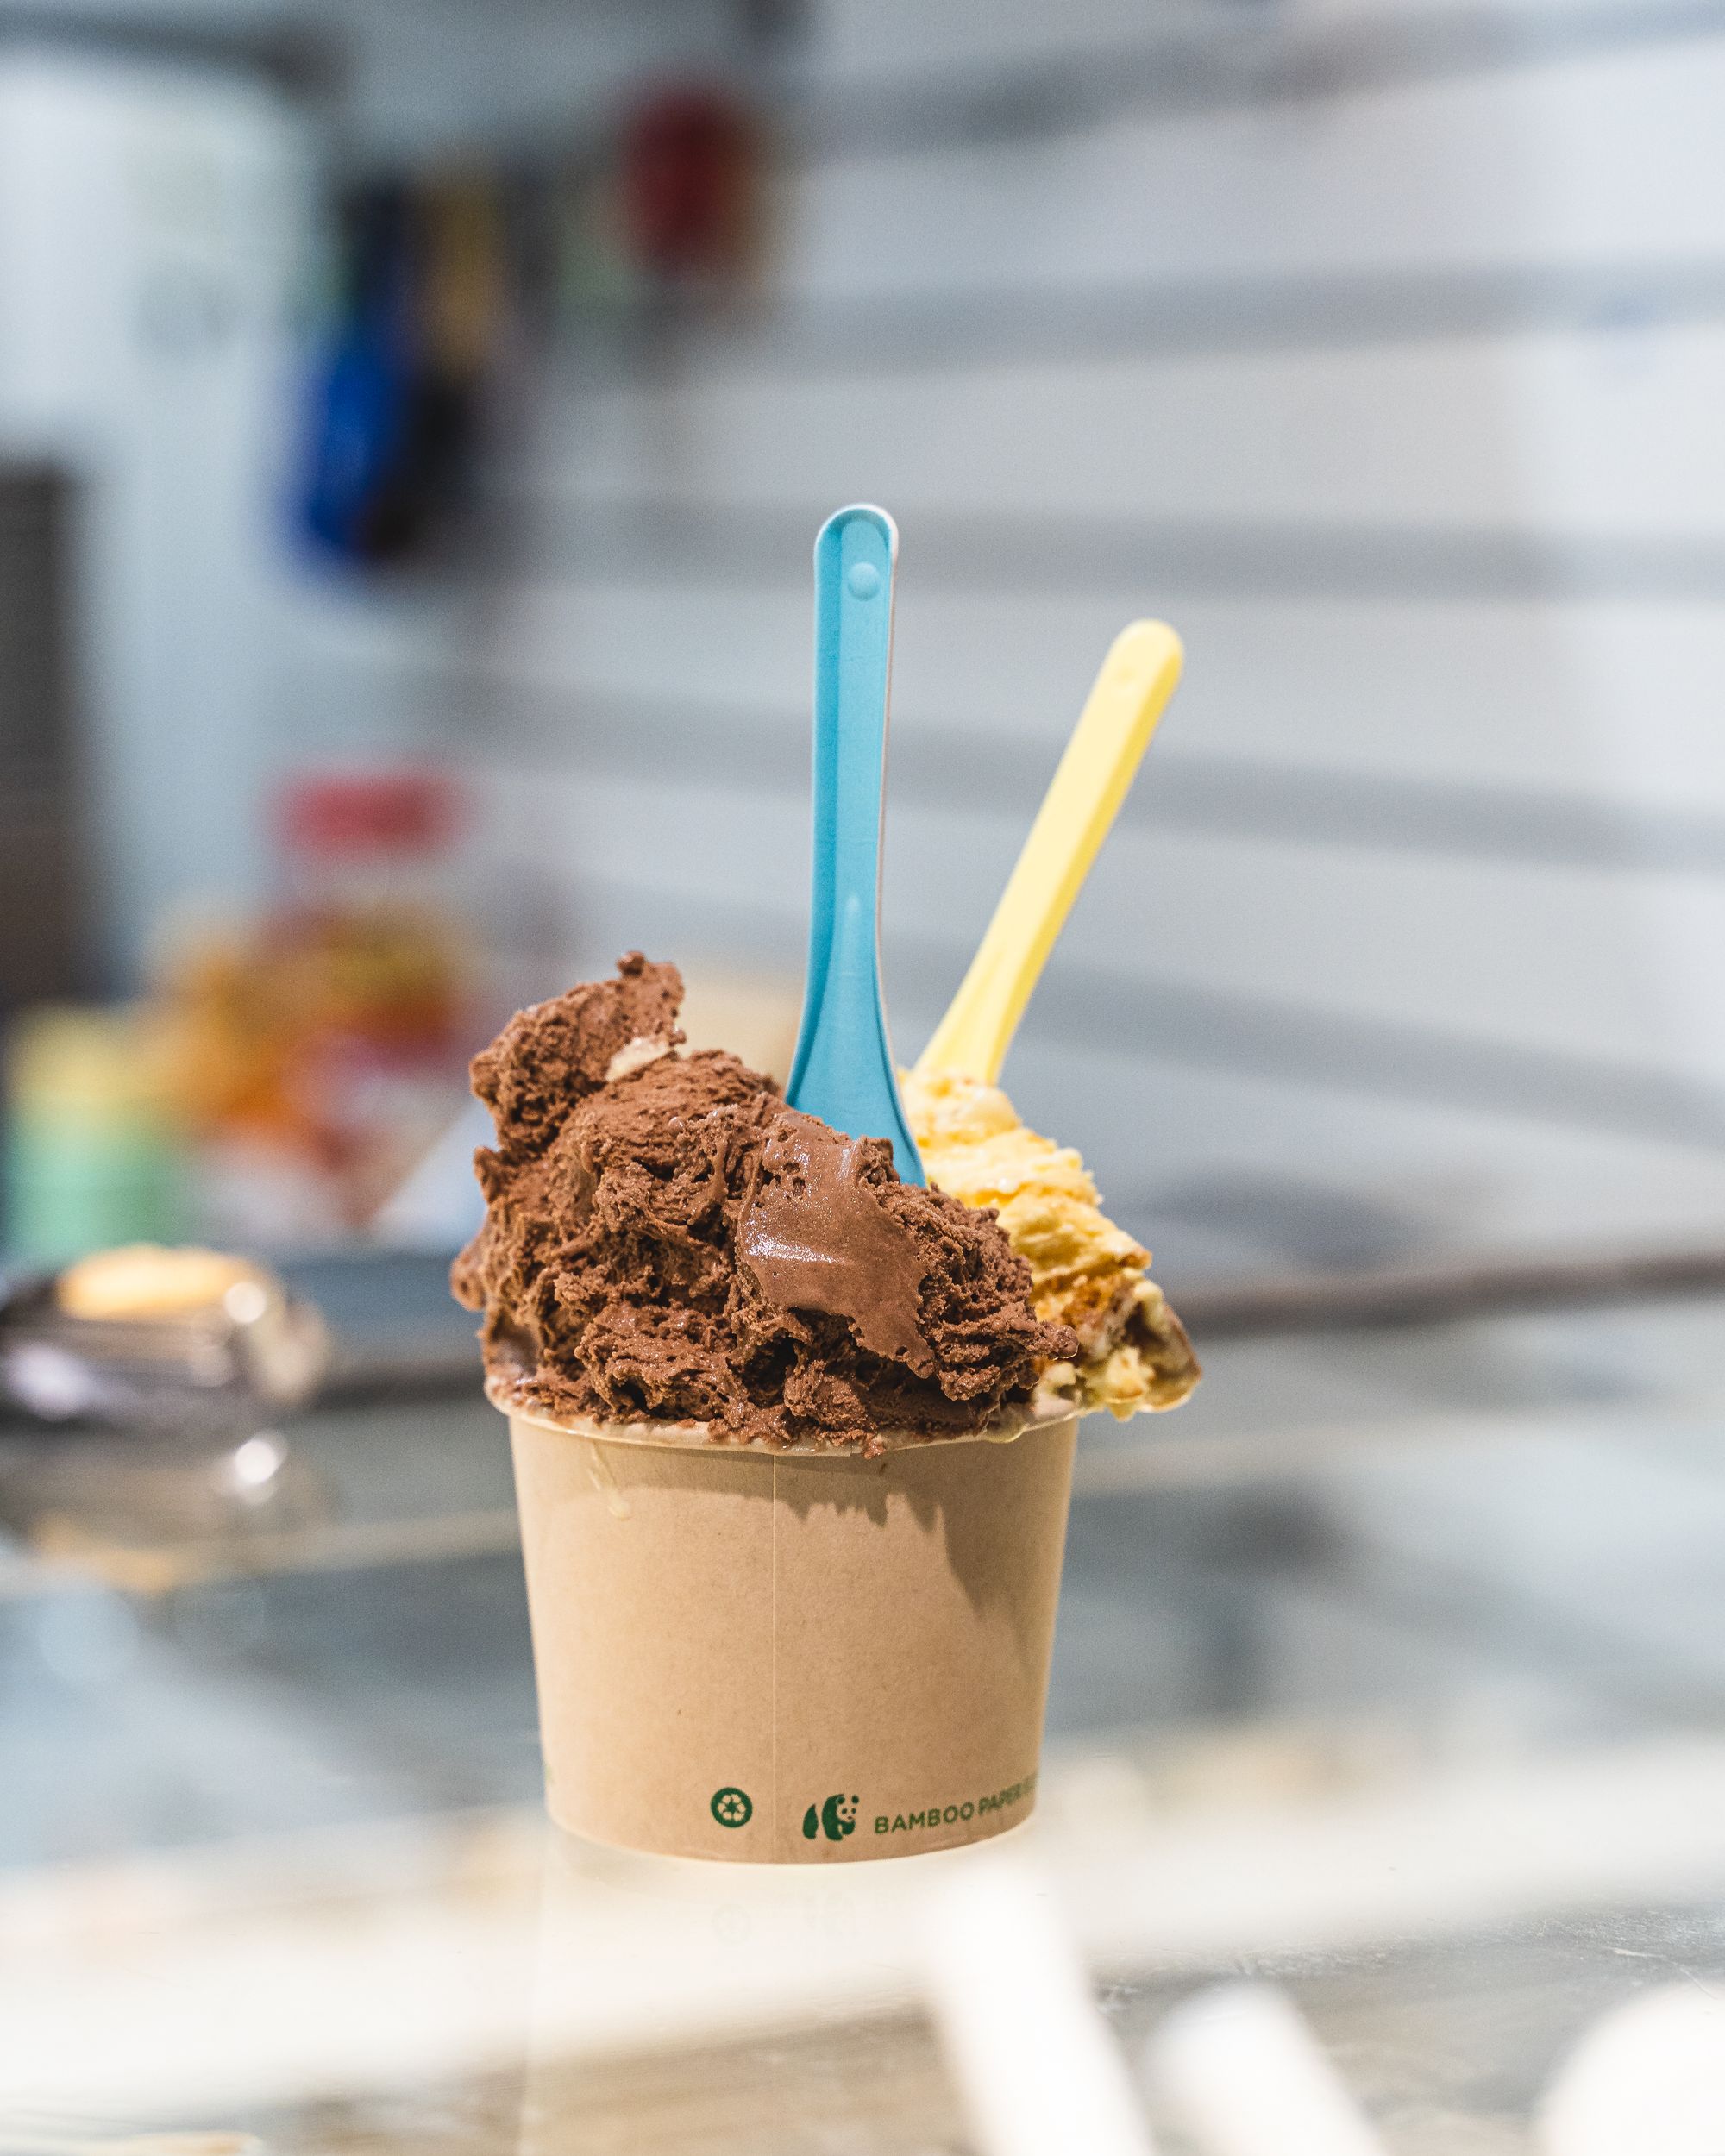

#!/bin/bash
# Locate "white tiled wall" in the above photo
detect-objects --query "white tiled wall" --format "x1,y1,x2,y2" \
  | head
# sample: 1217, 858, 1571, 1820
333, 0, 1725, 1278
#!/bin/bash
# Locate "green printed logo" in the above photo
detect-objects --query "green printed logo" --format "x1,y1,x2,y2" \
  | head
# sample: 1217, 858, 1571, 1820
801, 1793, 859, 1842
873, 1771, 1037, 1836
710, 1786, 753, 1828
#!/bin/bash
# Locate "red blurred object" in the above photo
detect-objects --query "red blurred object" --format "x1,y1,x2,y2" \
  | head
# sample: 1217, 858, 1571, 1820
279, 771, 461, 859
620, 86, 759, 278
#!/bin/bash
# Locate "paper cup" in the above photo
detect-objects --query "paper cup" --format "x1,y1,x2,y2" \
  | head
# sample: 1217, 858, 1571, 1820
505, 1402, 1079, 1862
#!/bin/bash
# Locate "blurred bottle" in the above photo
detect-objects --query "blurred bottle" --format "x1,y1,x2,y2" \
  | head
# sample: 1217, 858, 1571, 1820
298, 174, 506, 567
159, 770, 474, 1244
5, 1007, 186, 1264
619, 86, 764, 286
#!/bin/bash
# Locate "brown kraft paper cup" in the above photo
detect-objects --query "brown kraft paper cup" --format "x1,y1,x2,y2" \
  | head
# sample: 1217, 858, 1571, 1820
505, 1402, 1080, 1863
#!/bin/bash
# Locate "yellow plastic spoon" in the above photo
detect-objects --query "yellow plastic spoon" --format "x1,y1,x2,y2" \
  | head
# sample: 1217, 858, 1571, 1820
915, 619, 1183, 1086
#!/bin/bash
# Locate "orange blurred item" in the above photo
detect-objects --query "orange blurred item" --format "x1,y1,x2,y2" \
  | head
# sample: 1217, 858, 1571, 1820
160, 773, 472, 1241
56, 1243, 261, 1320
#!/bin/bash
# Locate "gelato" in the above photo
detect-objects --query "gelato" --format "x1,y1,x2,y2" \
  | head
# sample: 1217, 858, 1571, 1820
901, 1065, 1199, 1419
453, 956, 1076, 1454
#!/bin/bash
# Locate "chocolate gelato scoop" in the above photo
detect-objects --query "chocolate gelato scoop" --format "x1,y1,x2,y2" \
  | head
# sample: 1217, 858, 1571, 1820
452, 955, 1076, 1452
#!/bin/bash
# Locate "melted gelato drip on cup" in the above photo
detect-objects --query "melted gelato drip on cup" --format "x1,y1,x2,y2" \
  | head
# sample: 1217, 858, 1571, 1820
454, 956, 1125, 1860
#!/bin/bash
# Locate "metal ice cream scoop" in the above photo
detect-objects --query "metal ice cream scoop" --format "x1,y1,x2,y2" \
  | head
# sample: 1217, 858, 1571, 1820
0, 1245, 329, 1433
785, 503, 925, 1183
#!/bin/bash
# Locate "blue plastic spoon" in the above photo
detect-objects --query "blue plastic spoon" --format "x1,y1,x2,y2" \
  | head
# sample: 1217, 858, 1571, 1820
785, 505, 925, 1182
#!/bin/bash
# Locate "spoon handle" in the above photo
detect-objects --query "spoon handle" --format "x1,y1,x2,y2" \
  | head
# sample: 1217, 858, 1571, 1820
786, 505, 925, 1181
917, 620, 1183, 1087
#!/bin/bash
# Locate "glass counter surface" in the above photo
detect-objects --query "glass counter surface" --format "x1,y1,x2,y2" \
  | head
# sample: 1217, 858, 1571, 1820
3, 1294, 1723, 2153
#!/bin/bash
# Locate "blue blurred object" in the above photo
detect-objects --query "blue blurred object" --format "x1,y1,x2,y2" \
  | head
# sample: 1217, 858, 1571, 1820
300, 322, 410, 559
297, 183, 482, 567
786, 505, 925, 1182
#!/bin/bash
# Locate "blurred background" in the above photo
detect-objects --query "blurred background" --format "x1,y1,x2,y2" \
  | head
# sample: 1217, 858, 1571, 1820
6, 3, 1725, 2152
7, 0, 1725, 1281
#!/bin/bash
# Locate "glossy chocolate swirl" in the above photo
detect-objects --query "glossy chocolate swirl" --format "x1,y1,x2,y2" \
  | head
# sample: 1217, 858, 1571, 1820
452, 956, 1075, 1452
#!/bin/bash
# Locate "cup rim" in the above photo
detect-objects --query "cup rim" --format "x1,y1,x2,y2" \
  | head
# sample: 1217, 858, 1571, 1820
491, 1376, 1074, 1460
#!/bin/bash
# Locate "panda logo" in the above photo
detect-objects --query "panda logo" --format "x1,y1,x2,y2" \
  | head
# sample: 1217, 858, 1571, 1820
801, 1793, 859, 1841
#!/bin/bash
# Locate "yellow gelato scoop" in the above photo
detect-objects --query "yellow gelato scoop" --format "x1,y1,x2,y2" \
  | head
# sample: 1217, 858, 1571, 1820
902, 1066, 1198, 1420
911, 619, 1197, 1419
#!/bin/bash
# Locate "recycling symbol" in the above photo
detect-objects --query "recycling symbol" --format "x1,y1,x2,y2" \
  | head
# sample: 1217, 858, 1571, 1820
710, 1786, 753, 1828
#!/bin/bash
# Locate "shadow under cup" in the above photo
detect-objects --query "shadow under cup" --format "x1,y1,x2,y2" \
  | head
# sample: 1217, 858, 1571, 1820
505, 1406, 1080, 1863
